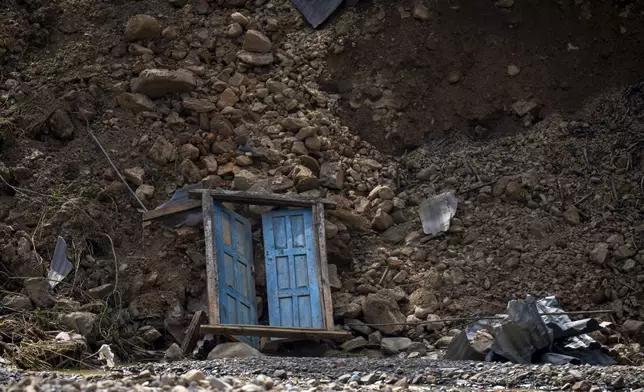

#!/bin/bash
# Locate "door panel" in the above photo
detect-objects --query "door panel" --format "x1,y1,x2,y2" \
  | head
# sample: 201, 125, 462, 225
262, 208, 323, 329
213, 201, 258, 348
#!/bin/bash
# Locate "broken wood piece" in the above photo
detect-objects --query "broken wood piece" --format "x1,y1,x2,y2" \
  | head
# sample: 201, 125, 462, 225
200, 324, 352, 341
202, 192, 221, 325
142, 199, 202, 221
189, 189, 337, 209
315, 203, 334, 330
181, 310, 206, 355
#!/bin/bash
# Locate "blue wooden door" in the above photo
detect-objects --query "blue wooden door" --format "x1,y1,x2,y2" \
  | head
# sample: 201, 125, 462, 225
213, 201, 258, 348
262, 208, 323, 328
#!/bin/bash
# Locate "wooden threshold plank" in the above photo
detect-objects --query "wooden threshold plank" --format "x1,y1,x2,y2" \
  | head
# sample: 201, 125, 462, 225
188, 189, 337, 209
200, 324, 352, 341
142, 200, 202, 221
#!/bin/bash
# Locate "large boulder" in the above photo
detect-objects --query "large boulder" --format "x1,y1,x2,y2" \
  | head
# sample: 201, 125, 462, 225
363, 292, 405, 335
207, 342, 263, 359
124, 15, 162, 41
131, 69, 196, 98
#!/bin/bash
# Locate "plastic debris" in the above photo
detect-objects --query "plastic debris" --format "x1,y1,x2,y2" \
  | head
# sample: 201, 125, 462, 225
418, 192, 458, 235
47, 236, 73, 289
445, 295, 616, 365
156, 183, 204, 228
97, 344, 115, 368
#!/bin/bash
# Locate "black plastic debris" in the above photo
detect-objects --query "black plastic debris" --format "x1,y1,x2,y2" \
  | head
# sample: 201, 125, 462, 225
290, 0, 358, 28
47, 236, 73, 288
445, 295, 616, 365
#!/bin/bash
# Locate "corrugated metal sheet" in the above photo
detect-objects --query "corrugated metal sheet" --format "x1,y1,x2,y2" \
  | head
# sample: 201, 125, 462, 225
290, 0, 345, 28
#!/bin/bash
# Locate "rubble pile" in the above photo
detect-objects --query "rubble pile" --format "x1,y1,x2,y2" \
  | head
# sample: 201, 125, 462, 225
1, 0, 644, 370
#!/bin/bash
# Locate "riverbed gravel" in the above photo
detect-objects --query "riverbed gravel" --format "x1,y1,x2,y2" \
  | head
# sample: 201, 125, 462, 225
3, 357, 644, 391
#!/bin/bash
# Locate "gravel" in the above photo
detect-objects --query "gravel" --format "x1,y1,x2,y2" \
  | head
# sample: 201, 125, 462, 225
3, 358, 644, 391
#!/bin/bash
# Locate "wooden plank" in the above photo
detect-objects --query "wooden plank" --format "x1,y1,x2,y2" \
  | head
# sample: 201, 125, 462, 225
202, 193, 220, 325
200, 324, 352, 341
316, 203, 334, 330
189, 189, 336, 209
142, 200, 202, 221
181, 310, 206, 355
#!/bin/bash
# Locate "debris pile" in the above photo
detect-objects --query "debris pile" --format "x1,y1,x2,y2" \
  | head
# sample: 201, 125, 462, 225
445, 295, 616, 365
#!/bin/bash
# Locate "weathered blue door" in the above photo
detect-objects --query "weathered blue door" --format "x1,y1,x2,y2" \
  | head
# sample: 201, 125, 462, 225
262, 208, 323, 328
213, 201, 258, 348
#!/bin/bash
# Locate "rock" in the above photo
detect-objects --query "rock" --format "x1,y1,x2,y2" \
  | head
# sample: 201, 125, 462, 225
207, 342, 263, 359
231, 12, 249, 26
283, 117, 308, 131
180, 158, 202, 183
292, 165, 319, 192
124, 15, 161, 41
304, 136, 321, 151
319, 162, 344, 189
1, 294, 33, 311
88, 283, 114, 299
180, 144, 200, 161
295, 126, 316, 140
226, 22, 244, 37
61, 312, 97, 338
48, 109, 74, 140
149, 136, 176, 165
361, 373, 378, 384
116, 93, 155, 113
211, 139, 236, 154
135, 184, 155, 200
140, 326, 162, 343
201, 156, 219, 173
235, 155, 253, 166
623, 258, 636, 272
426, 314, 444, 331
378, 186, 395, 200
369, 330, 383, 346
363, 293, 405, 335
291, 141, 308, 155
409, 288, 438, 311
392, 270, 408, 284
341, 336, 368, 351
346, 319, 373, 335
504, 181, 524, 201
381, 337, 412, 355
562, 207, 580, 225
325, 220, 339, 239
622, 319, 644, 335
165, 343, 183, 362
435, 336, 453, 348
24, 277, 55, 308
218, 88, 239, 107
572, 381, 591, 392
327, 264, 342, 291
237, 51, 274, 66
615, 244, 636, 260
124, 167, 145, 186
512, 100, 539, 117
131, 69, 196, 98
243, 30, 272, 53
183, 97, 216, 113
181, 370, 205, 382
589, 243, 609, 264
371, 209, 394, 231
413, 3, 430, 20
233, 170, 258, 191
507, 64, 521, 76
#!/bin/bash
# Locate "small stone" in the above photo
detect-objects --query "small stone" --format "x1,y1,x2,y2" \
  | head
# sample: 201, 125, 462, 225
235, 155, 253, 166
623, 259, 636, 272
304, 136, 321, 151
116, 93, 155, 113
226, 23, 244, 37
572, 381, 591, 392
292, 165, 318, 192
131, 69, 196, 99
1, 294, 33, 311
88, 283, 114, 299
140, 326, 162, 343
218, 88, 239, 107
447, 70, 461, 84
291, 141, 308, 156
381, 337, 412, 355
371, 209, 394, 231
124, 167, 145, 186
319, 161, 344, 190
180, 144, 200, 161
207, 342, 263, 359
392, 270, 408, 284
183, 97, 216, 113
61, 311, 97, 338
201, 156, 219, 173
180, 158, 202, 183
622, 319, 644, 335
563, 207, 580, 225
342, 336, 368, 352
413, 3, 430, 20
233, 170, 258, 191
434, 336, 453, 348
589, 243, 609, 264
231, 12, 249, 26
237, 51, 274, 66
507, 64, 521, 76
165, 343, 183, 362
243, 30, 272, 53
124, 15, 161, 41
360, 373, 378, 384
24, 277, 55, 308
369, 330, 383, 346
283, 117, 309, 131
182, 370, 205, 382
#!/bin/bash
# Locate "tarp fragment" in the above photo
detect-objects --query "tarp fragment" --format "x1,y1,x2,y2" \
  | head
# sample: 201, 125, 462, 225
47, 236, 73, 289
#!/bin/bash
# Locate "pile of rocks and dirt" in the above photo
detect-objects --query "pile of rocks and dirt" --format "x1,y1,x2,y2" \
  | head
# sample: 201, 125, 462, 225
2, 0, 644, 372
